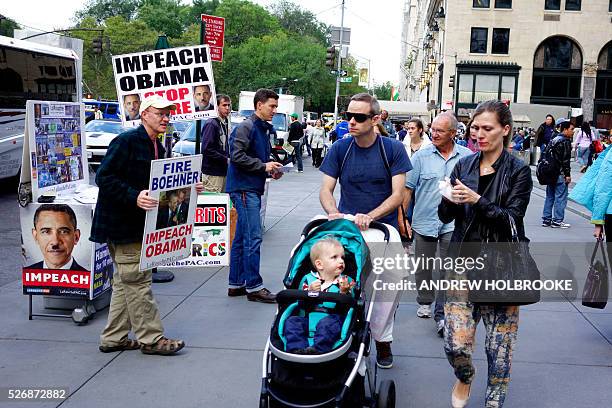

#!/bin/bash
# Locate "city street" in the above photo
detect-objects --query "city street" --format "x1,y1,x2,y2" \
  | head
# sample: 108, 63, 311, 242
0, 161, 610, 408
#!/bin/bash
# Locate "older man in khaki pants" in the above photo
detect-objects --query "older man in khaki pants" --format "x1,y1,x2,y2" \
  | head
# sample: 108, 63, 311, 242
91, 95, 203, 355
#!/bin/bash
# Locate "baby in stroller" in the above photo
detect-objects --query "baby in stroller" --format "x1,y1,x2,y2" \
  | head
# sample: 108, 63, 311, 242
283, 236, 356, 354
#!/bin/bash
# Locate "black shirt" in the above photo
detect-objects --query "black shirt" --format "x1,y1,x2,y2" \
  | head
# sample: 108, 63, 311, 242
464, 172, 497, 242
288, 120, 304, 143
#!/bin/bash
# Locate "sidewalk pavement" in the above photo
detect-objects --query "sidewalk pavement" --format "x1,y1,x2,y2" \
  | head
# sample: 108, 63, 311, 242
0, 159, 611, 408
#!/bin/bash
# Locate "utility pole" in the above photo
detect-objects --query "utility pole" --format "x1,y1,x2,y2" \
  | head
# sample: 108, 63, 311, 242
333, 0, 346, 126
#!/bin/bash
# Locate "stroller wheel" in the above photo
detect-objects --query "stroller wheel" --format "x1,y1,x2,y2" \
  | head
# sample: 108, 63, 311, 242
376, 380, 395, 408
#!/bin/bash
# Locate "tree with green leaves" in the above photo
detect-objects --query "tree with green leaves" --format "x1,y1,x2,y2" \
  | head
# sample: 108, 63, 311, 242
373, 81, 393, 101
137, 0, 189, 38
75, 0, 142, 24
73, 16, 159, 99
183, 0, 220, 27
268, 0, 328, 45
0, 17, 20, 37
214, 0, 280, 46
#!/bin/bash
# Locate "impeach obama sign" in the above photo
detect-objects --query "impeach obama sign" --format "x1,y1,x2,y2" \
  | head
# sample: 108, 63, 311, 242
112, 45, 218, 127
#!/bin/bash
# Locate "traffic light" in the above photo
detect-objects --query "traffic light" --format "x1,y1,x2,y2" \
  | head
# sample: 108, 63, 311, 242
92, 37, 102, 54
448, 74, 455, 89
325, 46, 336, 68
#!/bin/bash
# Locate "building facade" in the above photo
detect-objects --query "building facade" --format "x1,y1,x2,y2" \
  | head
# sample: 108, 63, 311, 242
399, 0, 612, 128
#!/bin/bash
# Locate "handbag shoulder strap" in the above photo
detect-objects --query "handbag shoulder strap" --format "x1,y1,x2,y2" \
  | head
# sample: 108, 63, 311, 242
591, 239, 609, 274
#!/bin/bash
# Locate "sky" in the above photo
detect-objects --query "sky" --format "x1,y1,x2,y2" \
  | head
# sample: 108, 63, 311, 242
1, 0, 404, 84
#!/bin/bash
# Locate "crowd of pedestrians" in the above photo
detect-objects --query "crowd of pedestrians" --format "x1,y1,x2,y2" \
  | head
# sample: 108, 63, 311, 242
92, 89, 611, 407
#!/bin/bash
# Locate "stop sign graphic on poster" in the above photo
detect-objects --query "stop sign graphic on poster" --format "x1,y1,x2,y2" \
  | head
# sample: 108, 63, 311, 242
201, 14, 225, 62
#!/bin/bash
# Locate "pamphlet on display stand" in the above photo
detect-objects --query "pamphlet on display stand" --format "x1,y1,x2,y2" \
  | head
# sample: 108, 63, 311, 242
19, 101, 112, 300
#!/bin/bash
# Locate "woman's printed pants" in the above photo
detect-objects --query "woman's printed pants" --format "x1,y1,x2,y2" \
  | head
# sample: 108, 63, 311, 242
444, 302, 520, 408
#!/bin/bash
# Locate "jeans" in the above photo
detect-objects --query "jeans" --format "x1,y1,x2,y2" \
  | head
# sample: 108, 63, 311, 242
290, 141, 303, 171
304, 139, 312, 156
542, 175, 568, 223
229, 192, 264, 292
576, 146, 590, 166
284, 314, 343, 353
413, 231, 452, 322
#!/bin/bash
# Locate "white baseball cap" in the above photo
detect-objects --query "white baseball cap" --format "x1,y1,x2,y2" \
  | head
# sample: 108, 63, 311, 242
139, 95, 177, 115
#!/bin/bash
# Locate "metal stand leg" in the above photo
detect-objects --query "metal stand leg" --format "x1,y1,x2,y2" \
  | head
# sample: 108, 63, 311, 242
152, 267, 174, 283
28, 295, 33, 320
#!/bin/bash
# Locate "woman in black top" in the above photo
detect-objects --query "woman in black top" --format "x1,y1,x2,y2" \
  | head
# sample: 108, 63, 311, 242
438, 100, 533, 408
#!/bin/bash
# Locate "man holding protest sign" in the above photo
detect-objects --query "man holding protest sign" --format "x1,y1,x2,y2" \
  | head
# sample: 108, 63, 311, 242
91, 95, 203, 355
226, 89, 283, 303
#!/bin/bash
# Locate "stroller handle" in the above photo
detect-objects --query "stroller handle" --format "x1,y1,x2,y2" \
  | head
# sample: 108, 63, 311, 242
276, 289, 357, 308
301, 217, 391, 241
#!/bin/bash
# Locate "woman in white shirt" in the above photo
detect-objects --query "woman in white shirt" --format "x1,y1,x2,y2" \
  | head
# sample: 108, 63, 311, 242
309, 119, 326, 168
574, 122, 598, 173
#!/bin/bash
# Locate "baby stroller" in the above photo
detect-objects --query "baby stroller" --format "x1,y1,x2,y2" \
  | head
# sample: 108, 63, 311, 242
260, 218, 396, 408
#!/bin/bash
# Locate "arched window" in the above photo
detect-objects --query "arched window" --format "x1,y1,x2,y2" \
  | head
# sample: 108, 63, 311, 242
596, 41, 612, 99
531, 36, 582, 107
595, 41, 612, 129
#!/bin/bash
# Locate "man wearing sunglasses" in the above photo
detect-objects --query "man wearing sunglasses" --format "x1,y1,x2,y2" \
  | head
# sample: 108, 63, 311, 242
319, 93, 412, 369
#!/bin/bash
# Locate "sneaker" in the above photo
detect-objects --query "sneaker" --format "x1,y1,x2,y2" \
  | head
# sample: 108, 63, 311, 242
436, 320, 445, 338
551, 221, 571, 229
246, 288, 276, 303
140, 337, 185, 355
298, 170, 304, 173
417, 304, 432, 318
227, 287, 247, 297
541, 221, 551, 227
375, 341, 393, 369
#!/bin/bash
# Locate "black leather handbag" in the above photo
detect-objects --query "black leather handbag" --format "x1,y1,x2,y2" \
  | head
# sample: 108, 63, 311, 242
582, 239, 609, 309
469, 214, 541, 305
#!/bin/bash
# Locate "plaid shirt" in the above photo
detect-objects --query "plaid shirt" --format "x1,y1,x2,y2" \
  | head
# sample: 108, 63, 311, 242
90, 125, 165, 244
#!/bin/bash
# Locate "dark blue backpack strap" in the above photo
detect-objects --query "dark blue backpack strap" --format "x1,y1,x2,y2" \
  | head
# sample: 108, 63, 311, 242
338, 138, 355, 174
377, 136, 394, 178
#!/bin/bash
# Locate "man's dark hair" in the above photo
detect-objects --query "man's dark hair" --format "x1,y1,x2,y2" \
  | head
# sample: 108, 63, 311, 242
216, 94, 231, 105
559, 121, 574, 132
253, 89, 279, 109
350, 93, 380, 115
33, 204, 78, 230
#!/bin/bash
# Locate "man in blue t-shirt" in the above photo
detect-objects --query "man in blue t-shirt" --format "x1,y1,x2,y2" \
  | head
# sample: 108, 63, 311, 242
319, 93, 412, 370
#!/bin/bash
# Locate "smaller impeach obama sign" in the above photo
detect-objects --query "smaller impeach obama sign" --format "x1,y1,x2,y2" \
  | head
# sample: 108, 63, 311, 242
164, 194, 229, 268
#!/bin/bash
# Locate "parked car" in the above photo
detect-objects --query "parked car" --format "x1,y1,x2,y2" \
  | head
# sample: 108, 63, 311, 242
169, 121, 191, 146
172, 124, 197, 157
84, 99, 121, 122
85, 120, 128, 167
